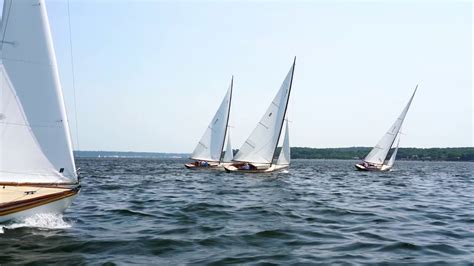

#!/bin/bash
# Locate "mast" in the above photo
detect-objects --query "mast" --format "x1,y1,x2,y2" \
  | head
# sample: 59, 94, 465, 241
219, 76, 233, 163
270, 57, 295, 166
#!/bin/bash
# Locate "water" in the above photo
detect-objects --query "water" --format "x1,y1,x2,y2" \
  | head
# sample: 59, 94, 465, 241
1, 159, 473, 264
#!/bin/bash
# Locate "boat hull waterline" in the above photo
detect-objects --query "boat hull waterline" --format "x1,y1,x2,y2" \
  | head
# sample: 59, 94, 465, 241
0, 185, 81, 223
224, 164, 289, 173
184, 162, 232, 170
354, 164, 392, 172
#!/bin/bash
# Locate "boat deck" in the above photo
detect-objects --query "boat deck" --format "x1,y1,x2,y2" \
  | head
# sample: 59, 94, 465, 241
0, 186, 71, 206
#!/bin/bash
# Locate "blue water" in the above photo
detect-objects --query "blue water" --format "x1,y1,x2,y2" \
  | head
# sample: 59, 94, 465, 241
1, 159, 473, 264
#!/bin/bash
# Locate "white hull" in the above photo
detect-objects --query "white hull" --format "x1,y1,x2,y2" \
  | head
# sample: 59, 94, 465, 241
355, 163, 392, 172
224, 164, 289, 173
0, 193, 78, 223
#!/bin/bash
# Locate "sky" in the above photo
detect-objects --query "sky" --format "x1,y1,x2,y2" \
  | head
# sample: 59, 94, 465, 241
28, 0, 474, 152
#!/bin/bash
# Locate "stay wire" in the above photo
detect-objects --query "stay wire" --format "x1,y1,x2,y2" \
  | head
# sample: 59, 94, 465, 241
67, 0, 80, 150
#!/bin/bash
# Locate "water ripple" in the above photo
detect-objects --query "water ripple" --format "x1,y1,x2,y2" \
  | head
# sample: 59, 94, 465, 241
0, 158, 473, 264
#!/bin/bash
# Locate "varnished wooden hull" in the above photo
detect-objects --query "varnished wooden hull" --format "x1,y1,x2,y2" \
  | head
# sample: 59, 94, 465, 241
0, 184, 81, 223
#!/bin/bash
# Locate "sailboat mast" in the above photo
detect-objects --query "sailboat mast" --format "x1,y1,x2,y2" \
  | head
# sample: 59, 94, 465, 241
270, 57, 295, 166
219, 76, 233, 164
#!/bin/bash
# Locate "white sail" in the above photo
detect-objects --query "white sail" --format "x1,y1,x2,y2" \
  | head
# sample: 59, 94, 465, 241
233, 59, 295, 164
223, 130, 233, 163
0, 0, 77, 183
386, 137, 400, 167
364, 86, 417, 165
276, 121, 290, 165
190, 78, 232, 162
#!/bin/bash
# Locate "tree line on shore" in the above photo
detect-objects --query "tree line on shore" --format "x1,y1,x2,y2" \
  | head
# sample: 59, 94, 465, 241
290, 147, 474, 162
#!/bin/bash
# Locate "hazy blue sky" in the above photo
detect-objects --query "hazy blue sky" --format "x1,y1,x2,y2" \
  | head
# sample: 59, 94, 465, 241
39, 0, 473, 152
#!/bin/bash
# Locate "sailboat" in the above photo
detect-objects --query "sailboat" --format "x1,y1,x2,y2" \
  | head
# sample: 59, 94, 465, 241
0, 0, 80, 222
185, 77, 233, 169
355, 86, 417, 171
224, 58, 295, 173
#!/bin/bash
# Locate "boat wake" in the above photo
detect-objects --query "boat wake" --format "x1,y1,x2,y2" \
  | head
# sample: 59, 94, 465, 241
0, 213, 72, 233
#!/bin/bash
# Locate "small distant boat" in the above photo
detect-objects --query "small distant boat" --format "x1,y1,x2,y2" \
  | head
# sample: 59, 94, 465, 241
355, 86, 417, 171
224, 58, 295, 173
185, 78, 233, 169
0, 0, 81, 222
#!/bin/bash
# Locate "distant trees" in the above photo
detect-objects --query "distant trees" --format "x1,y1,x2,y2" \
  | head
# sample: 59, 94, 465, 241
289, 147, 474, 162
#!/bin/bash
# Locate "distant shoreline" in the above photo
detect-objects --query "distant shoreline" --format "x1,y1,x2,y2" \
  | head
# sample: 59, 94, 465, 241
75, 147, 474, 162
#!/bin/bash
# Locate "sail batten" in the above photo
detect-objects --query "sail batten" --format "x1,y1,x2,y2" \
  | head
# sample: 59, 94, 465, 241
0, 0, 77, 183
233, 59, 295, 164
364, 86, 417, 165
190, 79, 233, 162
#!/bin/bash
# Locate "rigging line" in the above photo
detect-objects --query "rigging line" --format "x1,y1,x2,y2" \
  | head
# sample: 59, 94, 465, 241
67, 0, 80, 150
0, 1, 12, 51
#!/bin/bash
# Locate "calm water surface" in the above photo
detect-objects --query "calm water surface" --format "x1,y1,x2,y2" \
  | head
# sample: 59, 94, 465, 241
1, 159, 473, 264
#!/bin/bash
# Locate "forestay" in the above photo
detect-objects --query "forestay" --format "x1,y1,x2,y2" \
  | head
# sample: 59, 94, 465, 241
0, 0, 77, 183
364, 86, 417, 165
191, 79, 232, 162
233, 59, 295, 164
276, 121, 290, 165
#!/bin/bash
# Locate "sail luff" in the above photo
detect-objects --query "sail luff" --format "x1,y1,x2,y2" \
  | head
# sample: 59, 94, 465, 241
271, 57, 295, 166
276, 120, 290, 165
223, 130, 233, 163
386, 137, 400, 167
364, 86, 417, 165
219, 76, 233, 163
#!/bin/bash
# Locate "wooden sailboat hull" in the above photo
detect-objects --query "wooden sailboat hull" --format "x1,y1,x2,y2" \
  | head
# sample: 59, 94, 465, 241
224, 164, 288, 173
0, 184, 80, 223
184, 162, 232, 170
355, 164, 392, 172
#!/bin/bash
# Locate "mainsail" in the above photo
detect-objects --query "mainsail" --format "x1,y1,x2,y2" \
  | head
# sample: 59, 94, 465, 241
364, 86, 417, 165
190, 78, 233, 162
223, 130, 233, 163
233, 58, 295, 164
0, 0, 77, 183
276, 121, 290, 165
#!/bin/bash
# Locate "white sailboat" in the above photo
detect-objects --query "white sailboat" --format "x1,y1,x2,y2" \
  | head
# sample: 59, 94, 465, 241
185, 77, 233, 169
0, 0, 80, 222
355, 86, 417, 171
224, 58, 295, 173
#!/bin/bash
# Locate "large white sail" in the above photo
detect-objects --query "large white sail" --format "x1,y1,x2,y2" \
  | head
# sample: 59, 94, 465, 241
386, 137, 400, 167
190, 78, 232, 162
276, 121, 290, 165
223, 130, 233, 163
233, 59, 295, 164
364, 86, 417, 165
0, 0, 77, 183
